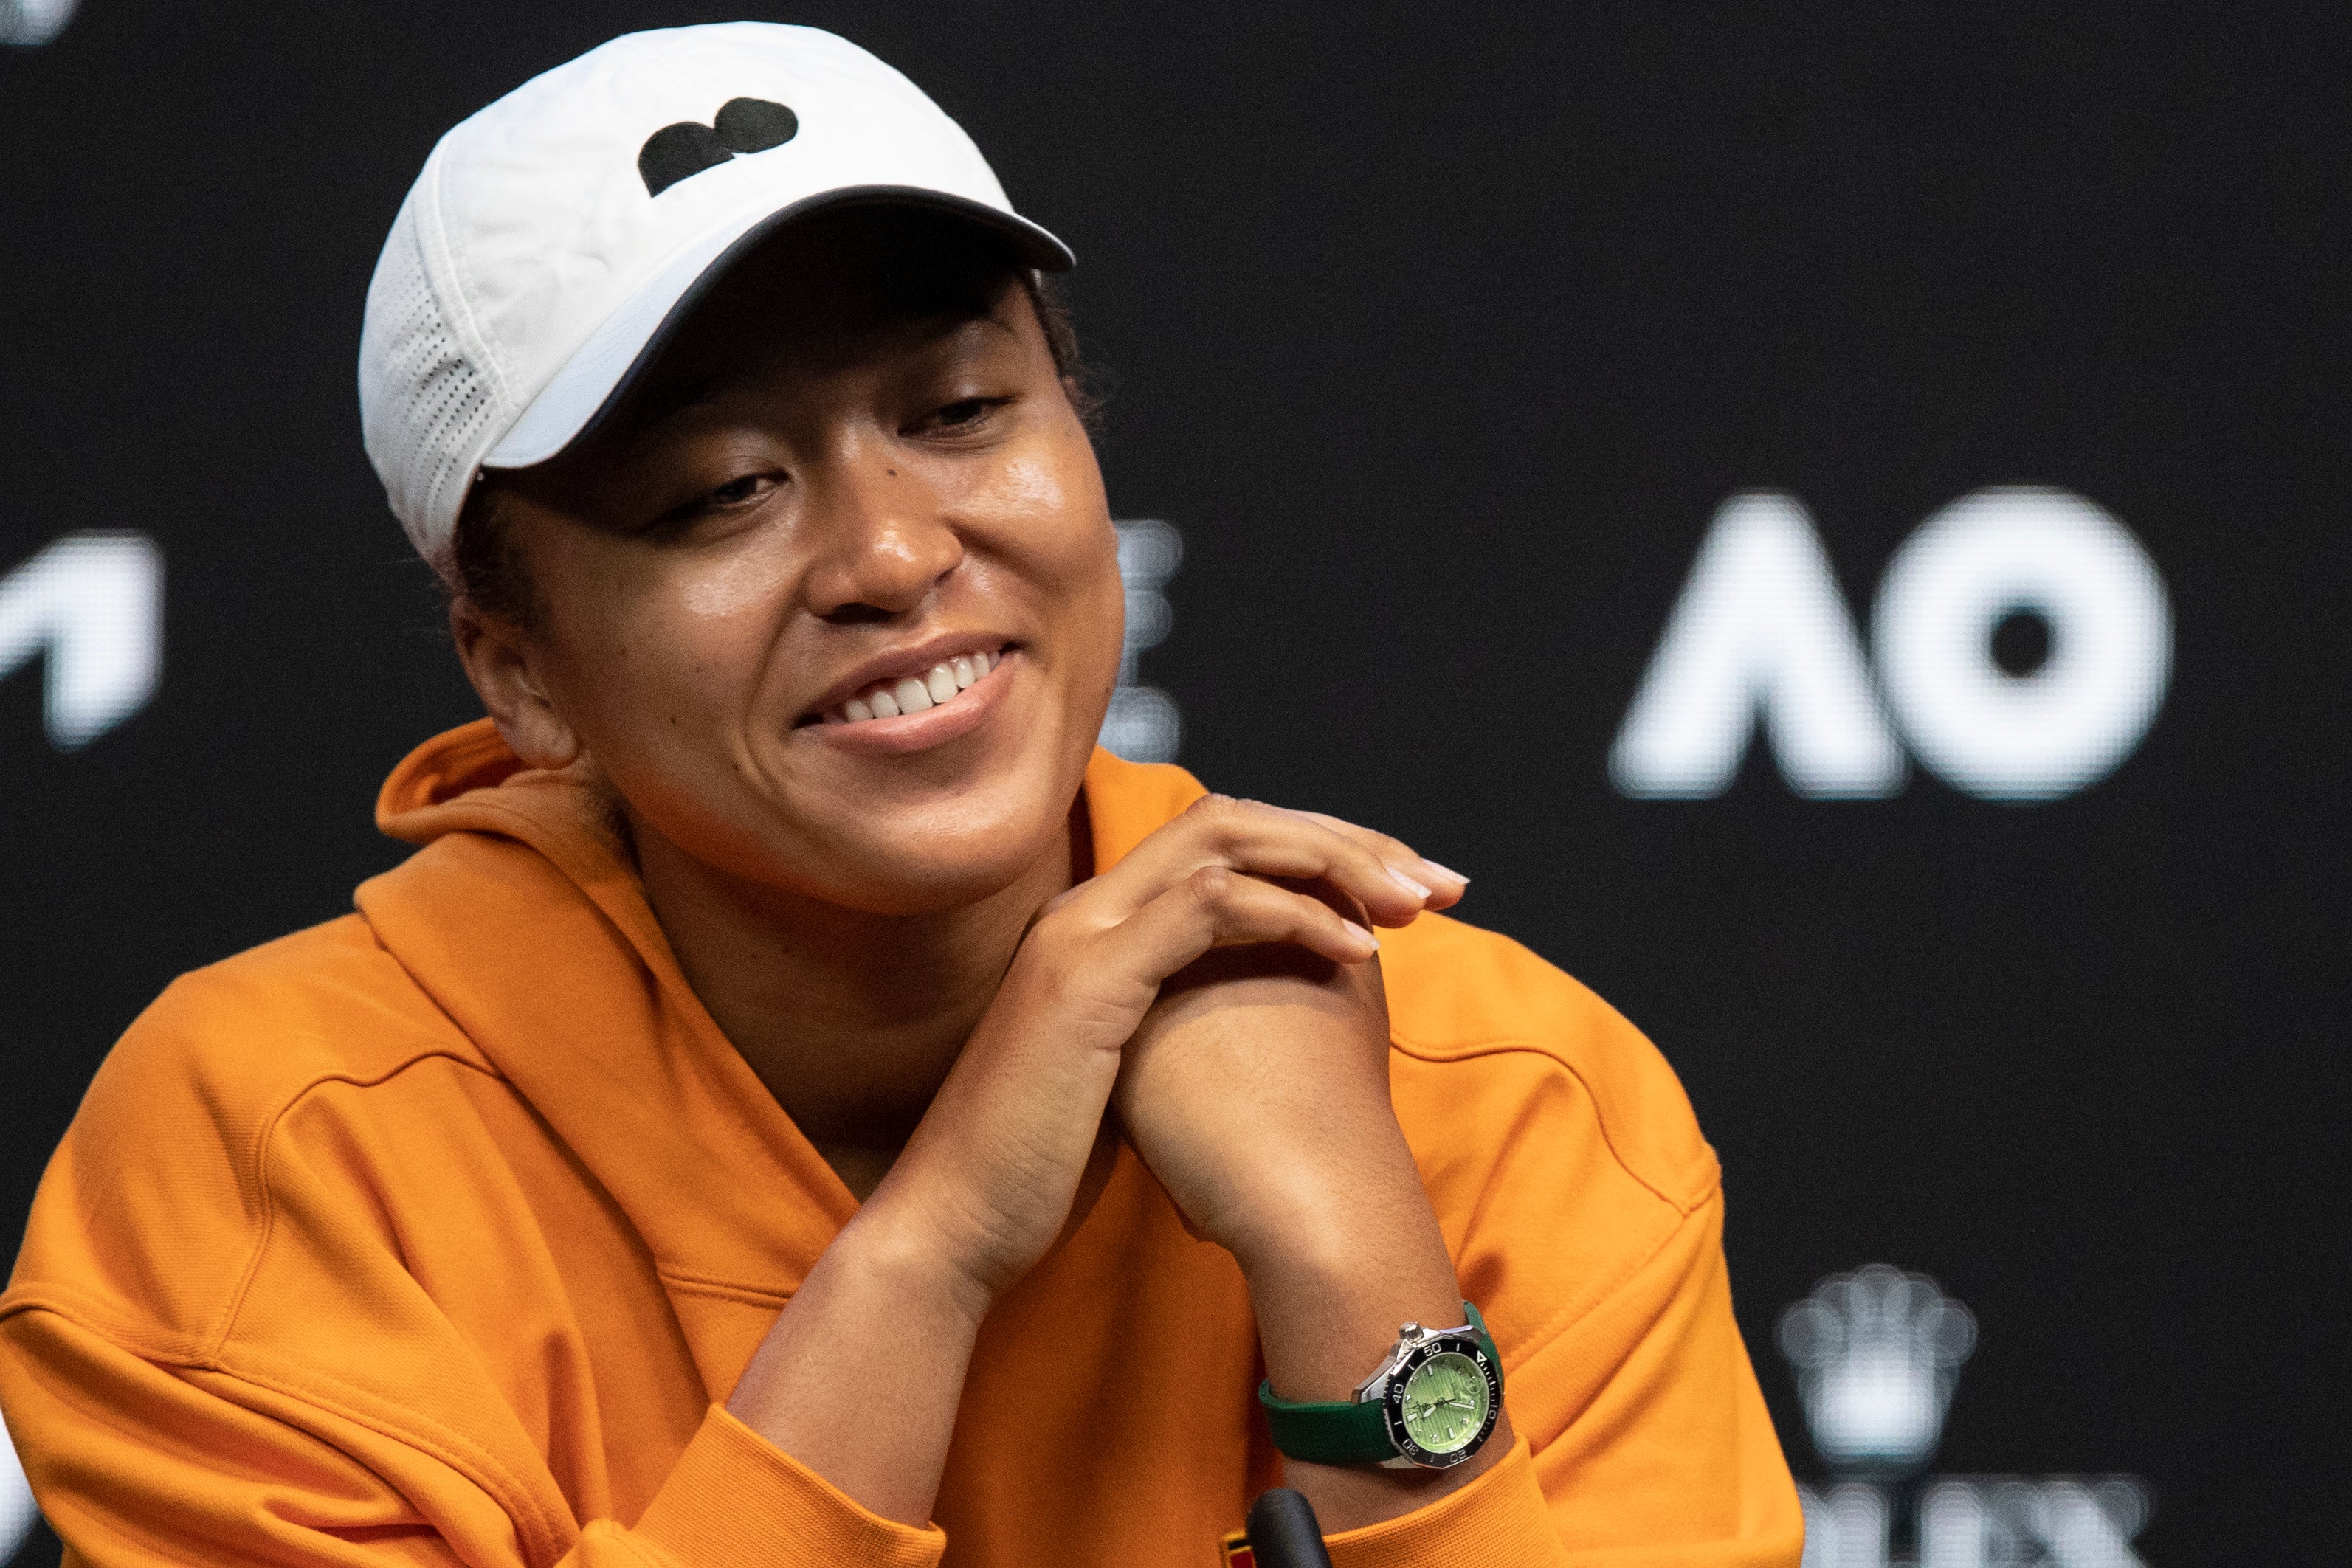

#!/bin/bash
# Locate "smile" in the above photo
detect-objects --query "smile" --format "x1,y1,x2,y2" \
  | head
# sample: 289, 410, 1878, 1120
821, 647, 1004, 726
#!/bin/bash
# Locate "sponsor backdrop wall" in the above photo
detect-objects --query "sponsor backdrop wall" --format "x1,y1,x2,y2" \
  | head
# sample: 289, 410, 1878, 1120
2, 4, 2344, 1564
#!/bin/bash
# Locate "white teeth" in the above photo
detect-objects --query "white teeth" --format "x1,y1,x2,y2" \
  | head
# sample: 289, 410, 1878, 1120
825, 649, 1006, 725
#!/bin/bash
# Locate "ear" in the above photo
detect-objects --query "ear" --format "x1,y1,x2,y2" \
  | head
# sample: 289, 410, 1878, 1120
449, 597, 582, 770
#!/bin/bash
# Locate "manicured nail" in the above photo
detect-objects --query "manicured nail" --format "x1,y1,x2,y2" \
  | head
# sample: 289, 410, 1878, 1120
1342, 919, 1379, 948
1419, 859, 1469, 885
1386, 866, 1432, 900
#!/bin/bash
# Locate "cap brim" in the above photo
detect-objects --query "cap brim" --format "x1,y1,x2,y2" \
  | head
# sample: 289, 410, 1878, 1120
482, 186, 1072, 471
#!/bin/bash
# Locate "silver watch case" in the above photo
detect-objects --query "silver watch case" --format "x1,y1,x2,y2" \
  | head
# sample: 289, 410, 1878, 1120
1353, 1318, 1503, 1470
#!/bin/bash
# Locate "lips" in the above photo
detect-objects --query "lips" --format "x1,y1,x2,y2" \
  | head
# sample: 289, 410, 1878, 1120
823, 649, 1001, 725
795, 636, 1011, 728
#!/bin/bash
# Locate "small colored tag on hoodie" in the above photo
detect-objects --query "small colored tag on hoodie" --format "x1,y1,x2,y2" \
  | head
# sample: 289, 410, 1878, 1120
1219, 1530, 1256, 1568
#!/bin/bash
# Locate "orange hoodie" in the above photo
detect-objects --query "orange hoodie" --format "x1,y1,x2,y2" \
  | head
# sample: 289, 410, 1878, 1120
0, 722, 1801, 1568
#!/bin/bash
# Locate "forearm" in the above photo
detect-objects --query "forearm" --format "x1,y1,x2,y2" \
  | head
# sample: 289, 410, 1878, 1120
724, 1203, 984, 1527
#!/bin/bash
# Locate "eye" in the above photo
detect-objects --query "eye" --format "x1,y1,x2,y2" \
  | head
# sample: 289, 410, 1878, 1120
913, 396, 1012, 436
708, 473, 776, 508
637, 470, 780, 537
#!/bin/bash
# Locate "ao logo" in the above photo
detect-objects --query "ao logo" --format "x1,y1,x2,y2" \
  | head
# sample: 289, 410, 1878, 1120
0, 533, 163, 750
0, 0, 75, 46
1612, 489, 2170, 802
1781, 1265, 2153, 1568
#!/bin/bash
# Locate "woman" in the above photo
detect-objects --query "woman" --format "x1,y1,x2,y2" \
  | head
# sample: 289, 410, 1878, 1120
0, 24, 1801, 1568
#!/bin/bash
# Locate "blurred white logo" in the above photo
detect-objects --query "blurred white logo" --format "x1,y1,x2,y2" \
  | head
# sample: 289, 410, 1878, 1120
1611, 489, 2170, 802
0, 0, 75, 46
0, 1403, 35, 1564
1782, 1265, 2153, 1568
0, 531, 164, 749
1782, 1265, 1977, 1473
1100, 519, 1182, 763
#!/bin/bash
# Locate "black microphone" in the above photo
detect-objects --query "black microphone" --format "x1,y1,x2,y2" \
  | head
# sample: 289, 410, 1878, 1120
1245, 1488, 1334, 1568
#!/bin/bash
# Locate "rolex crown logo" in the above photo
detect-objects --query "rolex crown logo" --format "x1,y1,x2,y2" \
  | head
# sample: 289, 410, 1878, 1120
1778, 1264, 1976, 1476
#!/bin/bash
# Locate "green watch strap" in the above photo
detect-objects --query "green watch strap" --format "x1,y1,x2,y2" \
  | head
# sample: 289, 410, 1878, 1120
1258, 1379, 1396, 1465
1257, 1302, 1501, 1466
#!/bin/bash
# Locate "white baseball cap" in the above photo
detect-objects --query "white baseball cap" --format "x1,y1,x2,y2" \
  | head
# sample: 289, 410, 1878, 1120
358, 22, 1073, 570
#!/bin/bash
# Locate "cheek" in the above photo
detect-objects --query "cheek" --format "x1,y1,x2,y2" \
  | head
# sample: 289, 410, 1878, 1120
679, 536, 795, 621
965, 432, 1120, 620
545, 553, 789, 742
986, 452, 1068, 517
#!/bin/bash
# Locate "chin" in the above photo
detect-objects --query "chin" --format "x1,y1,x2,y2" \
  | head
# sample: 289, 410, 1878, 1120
784, 770, 1079, 917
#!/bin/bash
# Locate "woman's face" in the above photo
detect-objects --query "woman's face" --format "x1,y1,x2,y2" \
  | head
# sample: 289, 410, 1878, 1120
463, 215, 1125, 916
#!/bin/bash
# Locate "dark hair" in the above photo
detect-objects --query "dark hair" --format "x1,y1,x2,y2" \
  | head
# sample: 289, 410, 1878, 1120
451, 265, 1097, 629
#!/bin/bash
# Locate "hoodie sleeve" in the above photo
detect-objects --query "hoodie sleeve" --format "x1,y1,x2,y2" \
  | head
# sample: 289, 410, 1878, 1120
0, 1307, 945, 1568
1316, 1195, 1800, 1568
0, 939, 948, 1568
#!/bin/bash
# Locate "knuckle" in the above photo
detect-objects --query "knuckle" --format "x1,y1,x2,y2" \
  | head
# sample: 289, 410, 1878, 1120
1188, 863, 1236, 904
1189, 792, 1281, 835
1187, 792, 1244, 823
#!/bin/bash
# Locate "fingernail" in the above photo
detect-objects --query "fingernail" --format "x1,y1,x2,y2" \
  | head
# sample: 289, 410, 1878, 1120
1342, 919, 1379, 948
1419, 858, 1469, 885
1386, 866, 1432, 900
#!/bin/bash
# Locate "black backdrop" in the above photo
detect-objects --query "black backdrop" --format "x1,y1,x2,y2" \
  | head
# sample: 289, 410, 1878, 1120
4, 4, 2347, 1564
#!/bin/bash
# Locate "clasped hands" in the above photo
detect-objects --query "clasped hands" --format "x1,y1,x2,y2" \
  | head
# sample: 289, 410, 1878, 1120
740, 794, 1497, 1530
869, 794, 1471, 1392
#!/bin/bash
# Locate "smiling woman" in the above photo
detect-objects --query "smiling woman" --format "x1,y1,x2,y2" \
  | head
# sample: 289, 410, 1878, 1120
0, 21, 1801, 1568
452, 205, 1126, 922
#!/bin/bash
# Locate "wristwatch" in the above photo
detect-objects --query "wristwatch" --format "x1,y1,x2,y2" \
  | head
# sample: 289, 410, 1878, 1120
1258, 1302, 1503, 1469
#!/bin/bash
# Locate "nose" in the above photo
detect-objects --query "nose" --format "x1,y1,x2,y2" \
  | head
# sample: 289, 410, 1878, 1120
801, 439, 964, 624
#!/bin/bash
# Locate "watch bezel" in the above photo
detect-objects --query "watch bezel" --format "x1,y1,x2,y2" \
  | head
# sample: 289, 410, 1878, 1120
1377, 1331, 1502, 1468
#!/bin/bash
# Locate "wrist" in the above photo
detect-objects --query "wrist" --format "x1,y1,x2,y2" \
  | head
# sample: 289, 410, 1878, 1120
829, 1194, 997, 1333
725, 1191, 986, 1527
1249, 1239, 1506, 1532
1234, 1199, 1462, 1403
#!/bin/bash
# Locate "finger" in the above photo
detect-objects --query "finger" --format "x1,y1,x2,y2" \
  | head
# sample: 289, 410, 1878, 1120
1113, 863, 1379, 984
1100, 795, 1435, 928
1208, 801, 1441, 925
1294, 811, 1469, 913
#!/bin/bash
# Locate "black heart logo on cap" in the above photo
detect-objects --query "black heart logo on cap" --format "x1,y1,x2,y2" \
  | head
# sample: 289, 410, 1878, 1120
638, 97, 799, 197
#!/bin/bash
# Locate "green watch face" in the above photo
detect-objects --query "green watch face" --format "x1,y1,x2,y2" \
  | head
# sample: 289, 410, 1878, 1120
1396, 1350, 1491, 1454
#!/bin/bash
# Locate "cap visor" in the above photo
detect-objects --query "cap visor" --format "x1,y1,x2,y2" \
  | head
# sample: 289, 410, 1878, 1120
483, 187, 1072, 471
